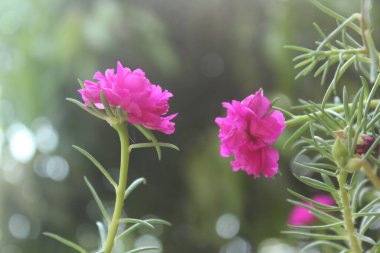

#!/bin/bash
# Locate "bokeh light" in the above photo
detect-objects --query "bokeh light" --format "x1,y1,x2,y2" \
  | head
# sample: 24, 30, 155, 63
7, 123, 36, 164
219, 237, 251, 253
33, 118, 59, 154
8, 214, 31, 240
215, 213, 240, 239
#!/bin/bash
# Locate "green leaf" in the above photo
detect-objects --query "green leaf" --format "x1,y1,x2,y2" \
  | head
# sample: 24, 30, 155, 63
66, 98, 105, 121
295, 62, 317, 79
43, 232, 87, 253
358, 196, 380, 214
309, 0, 361, 33
272, 106, 296, 119
300, 240, 347, 252
282, 230, 346, 240
307, 125, 334, 160
351, 180, 369, 212
96, 222, 106, 248
124, 178, 147, 200
316, 14, 360, 52
288, 221, 343, 230
342, 86, 350, 123
370, 244, 380, 253
353, 212, 380, 218
84, 177, 111, 224
288, 189, 341, 212
77, 79, 85, 89
314, 59, 329, 78
361, 76, 370, 100
360, 216, 376, 235
367, 112, 380, 129
322, 56, 356, 107
357, 233, 376, 245
100, 91, 114, 117
321, 57, 335, 85
364, 74, 380, 130
307, 163, 338, 171
129, 142, 179, 153
116, 218, 171, 241
283, 122, 310, 149
350, 87, 363, 116
119, 218, 154, 229
313, 22, 327, 38
295, 58, 313, 69
133, 125, 162, 160
115, 106, 127, 120
287, 199, 341, 224
73, 145, 117, 189
365, 30, 380, 82
126, 247, 160, 253
321, 174, 337, 193
294, 162, 337, 177
294, 174, 337, 193
284, 45, 313, 53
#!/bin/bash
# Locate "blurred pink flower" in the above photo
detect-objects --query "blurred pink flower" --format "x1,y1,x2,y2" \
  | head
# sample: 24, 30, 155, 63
215, 90, 285, 178
79, 61, 177, 134
288, 194, 335, 226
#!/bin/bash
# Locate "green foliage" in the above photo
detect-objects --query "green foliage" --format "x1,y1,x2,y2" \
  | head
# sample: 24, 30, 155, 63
287, 0, 379, 107
284, 0, 380, 252
285, 76, 380, 251
46, 176, 171, 253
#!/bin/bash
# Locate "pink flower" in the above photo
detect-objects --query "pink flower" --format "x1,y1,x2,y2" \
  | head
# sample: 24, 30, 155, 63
288, 194, 335, 226
215, 90, 286, 178
79, 61, 177, 134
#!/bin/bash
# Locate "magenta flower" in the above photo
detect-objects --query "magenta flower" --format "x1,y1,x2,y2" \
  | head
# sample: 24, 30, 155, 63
79, 61, 177, 134
215, 90, 286, 178
288, 194, 335, 226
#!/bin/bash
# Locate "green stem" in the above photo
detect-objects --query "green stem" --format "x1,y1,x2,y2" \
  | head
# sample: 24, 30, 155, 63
338, 171, 363, 253
361, 159, 380, 190
285, 99, 380, 128
314, 48, 366, 57
104, 122, 130, 253
360, 0, 369, 52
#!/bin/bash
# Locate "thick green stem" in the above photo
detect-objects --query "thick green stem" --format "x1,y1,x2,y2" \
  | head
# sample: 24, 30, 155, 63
338, 171, 363, 253
285, 99, 380, 128
104, 122, 130, 253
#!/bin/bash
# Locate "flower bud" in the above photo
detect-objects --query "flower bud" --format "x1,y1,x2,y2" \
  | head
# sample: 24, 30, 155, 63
344, 158, 363, 173
355, 134, 375, 155
332, 137, 349, 168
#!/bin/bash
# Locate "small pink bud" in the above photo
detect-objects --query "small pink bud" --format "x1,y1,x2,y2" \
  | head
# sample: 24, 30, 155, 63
355, 135, 375, 155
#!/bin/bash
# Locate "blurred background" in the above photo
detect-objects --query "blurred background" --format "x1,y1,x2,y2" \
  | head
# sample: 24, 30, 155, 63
0, 0, 378, 252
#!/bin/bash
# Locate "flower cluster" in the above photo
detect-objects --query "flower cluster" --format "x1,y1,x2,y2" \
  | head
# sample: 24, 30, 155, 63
79, 61, 177, 134
215, 90, 286, 178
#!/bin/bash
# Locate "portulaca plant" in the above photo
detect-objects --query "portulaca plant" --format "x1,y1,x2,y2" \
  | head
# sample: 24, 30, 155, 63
45, 62, 178, 253
215, 0, 380, 252
44, 0, 380, 253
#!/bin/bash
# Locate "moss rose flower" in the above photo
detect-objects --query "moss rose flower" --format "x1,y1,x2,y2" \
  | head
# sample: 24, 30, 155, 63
79, 61, 177, 134
215, 90, 285, 178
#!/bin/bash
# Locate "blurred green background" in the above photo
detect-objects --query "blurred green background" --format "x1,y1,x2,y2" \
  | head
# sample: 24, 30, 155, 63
0, 0, 378, 252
